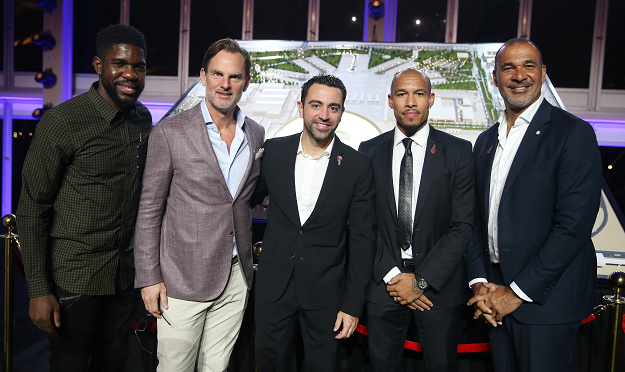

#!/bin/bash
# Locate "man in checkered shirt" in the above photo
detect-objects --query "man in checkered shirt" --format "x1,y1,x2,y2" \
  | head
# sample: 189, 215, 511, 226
16, 24, 151, 372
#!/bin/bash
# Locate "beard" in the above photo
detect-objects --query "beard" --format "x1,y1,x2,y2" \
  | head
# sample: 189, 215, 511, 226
504, 83, 537, 108
206, 88, 243, 112
303, 120, 337, 143
101, 77, 144, 112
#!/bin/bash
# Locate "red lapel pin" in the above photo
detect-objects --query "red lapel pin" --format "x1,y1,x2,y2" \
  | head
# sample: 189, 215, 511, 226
486, 145, 493, 154
337, 155, 342, 165
430, 145, 436, 154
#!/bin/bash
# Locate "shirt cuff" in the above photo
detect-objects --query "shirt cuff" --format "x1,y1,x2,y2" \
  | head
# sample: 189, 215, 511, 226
468, 278, 488, 288
383, 267, 402, 284
510, 281, 533, 302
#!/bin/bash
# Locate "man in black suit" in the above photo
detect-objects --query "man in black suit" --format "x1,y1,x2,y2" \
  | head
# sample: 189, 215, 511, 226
359, 69, 475, 372
466, 38, 602, 372
253, 74, 376, 371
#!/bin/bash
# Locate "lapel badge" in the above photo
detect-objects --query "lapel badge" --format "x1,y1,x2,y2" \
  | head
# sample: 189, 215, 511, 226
536, 130, 541, 135
430, 145, 436, 154
486, 145, 493, 154
337, 155, 343, 166
139, 133, 144, 145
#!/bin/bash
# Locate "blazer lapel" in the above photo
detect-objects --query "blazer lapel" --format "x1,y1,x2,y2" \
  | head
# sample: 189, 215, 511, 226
284, 134, 302, 227
233, 117, 263, 201
482, 125, 499, 218
379, 132, 397, 224
500, 101, 551, 203
184, 104, 231, 196
302, 136, 346, 227
414, 128, 442, 225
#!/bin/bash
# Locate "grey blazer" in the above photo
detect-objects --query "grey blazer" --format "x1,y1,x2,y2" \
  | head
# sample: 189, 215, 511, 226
134, 103, 265, 302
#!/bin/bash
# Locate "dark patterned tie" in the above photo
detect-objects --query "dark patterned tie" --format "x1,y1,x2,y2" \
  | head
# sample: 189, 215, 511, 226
398, 138, 413, 251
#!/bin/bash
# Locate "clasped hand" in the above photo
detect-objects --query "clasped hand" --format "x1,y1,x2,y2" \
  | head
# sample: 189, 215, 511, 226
387, 273, 433, 311
467, 282, 523, 327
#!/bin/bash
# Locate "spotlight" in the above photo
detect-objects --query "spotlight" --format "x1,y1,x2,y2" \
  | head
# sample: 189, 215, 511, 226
35, 69, 57, 88
369, 1, 385, 19
32, 31, 56, 50
34, 0, 57, 12
32, 104, 53, 119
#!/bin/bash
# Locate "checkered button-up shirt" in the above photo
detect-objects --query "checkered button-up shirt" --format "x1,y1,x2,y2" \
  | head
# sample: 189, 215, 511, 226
17, 82, 152, 298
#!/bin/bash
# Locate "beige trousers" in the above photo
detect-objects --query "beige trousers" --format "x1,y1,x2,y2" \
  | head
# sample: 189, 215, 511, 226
156, 262, 249, 372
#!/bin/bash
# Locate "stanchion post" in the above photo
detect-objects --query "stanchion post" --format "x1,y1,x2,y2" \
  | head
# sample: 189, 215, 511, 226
2, 214, 18, 372
602, 271, 625, 372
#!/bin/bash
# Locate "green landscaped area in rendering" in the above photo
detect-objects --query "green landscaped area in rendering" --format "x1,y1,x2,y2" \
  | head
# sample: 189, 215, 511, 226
250, 50, 298, 58
474, 55, 498, 121
319, 54, 341, 68
369, 48, 413, 69
272, 62, 308, 74
432, 81, 478, 90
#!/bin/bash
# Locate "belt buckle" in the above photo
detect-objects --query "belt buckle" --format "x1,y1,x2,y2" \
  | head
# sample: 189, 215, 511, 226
232, 256, 239, 265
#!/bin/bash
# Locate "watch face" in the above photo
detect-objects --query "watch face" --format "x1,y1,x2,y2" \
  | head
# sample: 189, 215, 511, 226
418, 278, 428, 290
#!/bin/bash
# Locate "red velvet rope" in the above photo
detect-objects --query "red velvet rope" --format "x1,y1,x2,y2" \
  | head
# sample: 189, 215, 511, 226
130, 312, 603, 353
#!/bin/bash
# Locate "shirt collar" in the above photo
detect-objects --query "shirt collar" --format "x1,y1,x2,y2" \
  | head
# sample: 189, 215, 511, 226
88, 81, 141, 125
393, 123, 430, 148
498, 95, 544, 138
297, 133, 335, 159
201, 98, 246, 132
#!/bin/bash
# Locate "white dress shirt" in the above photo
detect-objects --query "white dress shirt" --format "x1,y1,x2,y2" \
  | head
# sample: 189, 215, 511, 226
201, 101, 250, 258
468, 96, 544, 302
294, 134, 335, 225
383, 125, 430, 283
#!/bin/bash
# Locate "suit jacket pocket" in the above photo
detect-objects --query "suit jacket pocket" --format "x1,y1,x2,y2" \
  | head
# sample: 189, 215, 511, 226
432, 172, 451, 182
316, 246, 345, 266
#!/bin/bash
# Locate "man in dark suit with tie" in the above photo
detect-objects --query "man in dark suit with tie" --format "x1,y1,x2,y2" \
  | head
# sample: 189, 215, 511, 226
466, 38, 602, 372
253, 74, 377, 371
358, 68, 476, 372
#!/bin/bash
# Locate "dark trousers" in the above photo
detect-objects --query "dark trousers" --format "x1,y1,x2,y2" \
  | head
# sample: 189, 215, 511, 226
255, 274, 341, 372
367, 298, 463, 372
48, 282, 137, 372
488, 264, 579, 372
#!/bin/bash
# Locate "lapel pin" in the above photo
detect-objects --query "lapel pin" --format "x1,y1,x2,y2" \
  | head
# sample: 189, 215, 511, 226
337, 155, 342, 166
487, 145, 493, 154
139, 133, 144, 145
536, 130, 541, 135
430, 145, 436, 154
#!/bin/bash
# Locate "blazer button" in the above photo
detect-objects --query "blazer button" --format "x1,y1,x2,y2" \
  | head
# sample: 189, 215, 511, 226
299, 230, 304, 235
229, 231, 234, 237
290, 254, 296, 259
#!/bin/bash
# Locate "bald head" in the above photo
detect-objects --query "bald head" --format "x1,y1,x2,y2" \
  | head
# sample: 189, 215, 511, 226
391, 69, 431, 95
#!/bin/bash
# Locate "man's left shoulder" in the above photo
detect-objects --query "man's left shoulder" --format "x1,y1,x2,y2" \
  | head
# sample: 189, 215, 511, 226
430, 126, 472, 150
340, 141, 373, 164
128, 101, 153, 129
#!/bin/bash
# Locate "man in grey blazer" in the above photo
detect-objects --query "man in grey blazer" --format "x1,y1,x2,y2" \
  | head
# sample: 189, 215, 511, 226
134, 39, 264, 372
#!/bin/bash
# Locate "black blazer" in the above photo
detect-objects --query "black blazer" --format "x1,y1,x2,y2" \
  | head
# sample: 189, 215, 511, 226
252, 133, 377, 318
466, 100, 602, 324
359, 127, 475, 307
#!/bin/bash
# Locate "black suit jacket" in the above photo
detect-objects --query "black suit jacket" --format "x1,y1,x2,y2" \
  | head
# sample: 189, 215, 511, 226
253, 133, 376, 318
466, 100, 602, 324
359, 126, 475, 308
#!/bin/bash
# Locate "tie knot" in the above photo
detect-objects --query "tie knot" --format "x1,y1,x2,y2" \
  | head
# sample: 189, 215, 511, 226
402, 138, 412, 154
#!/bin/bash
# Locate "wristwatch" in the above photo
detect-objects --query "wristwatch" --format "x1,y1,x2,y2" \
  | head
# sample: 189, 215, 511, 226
415, 275, 429, 290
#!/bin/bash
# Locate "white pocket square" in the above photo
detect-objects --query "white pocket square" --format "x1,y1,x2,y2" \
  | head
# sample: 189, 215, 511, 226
255, 147, 264, 160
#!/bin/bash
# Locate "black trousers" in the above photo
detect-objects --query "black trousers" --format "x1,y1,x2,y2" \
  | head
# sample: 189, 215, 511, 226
367, 297, 463, 372
48, 281, 137, 372
488, 264, 579, 372
255, 274, 343, 372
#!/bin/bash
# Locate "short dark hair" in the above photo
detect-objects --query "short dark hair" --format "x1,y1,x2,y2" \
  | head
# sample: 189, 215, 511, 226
301, 74, 347, 107
202, 38, 252, 79
96, 24, 147, 59
495, 38, 543, 67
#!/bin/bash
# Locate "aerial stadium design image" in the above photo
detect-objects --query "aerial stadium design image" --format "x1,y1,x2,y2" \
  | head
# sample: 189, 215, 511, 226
168, 40, 563, 148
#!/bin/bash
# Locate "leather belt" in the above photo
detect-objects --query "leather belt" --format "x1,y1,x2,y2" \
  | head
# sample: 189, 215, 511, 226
402, 259, 415, 273
232, 256, 239, 265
